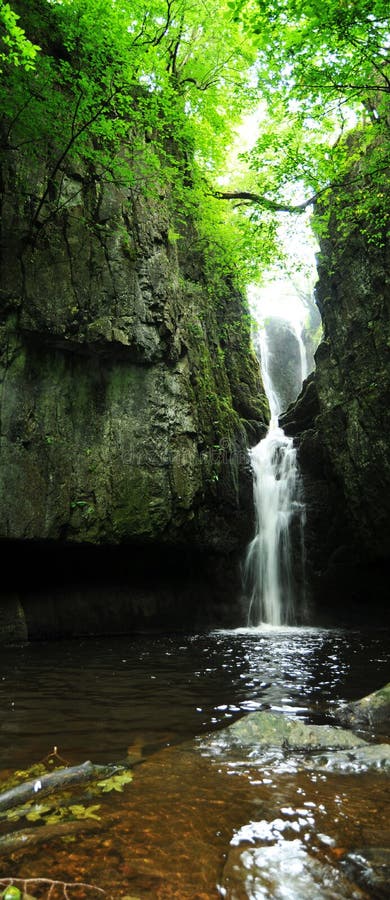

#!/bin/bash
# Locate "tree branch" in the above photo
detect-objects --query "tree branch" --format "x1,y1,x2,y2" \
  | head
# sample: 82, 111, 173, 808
213, 161, 390, 215
30, 86, 120, 232
212, 189, 318, 213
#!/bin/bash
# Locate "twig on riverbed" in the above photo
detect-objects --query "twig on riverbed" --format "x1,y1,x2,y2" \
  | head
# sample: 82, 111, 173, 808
38, 746, 71, 770
0, 877, 105, 899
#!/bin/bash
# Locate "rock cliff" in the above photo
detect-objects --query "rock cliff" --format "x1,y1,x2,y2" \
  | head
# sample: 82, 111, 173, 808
0, 144, 268, 638
282, 188, 390, 621
253, 317, 305, 414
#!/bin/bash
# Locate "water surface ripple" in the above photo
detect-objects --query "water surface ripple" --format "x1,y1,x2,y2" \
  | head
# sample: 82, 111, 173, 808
1, 626, 389, 768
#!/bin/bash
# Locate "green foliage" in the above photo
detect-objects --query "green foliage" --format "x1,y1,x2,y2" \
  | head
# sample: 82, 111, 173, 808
0, 0, 267, 277
0, 1, 40, 71
96, 770, 133, 792
1, 879, 105, 900
1, 762, 47, 790
1, 0, 388, 280
225, 0, 390, 241
0, 762, 133, 833
3, 796, 102, 826
25, 802, 101, 825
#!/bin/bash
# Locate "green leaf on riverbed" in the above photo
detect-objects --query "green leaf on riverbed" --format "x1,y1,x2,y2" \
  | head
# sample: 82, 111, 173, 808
44, 809, 66, 825
96, 771, 133, 793
42, 803, 101, 824
69, 804, 101, 820
14, 801, 102, 825
1, 887, 22, 900
26, 803, 53, 822
5, 801, 50, 822
13, 764, 46, 780
6, 805, 29, 821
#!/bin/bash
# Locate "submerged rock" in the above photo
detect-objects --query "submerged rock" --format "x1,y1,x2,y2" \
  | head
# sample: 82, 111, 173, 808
201, 711, 390, 775
342, 848, 390, 900
206, 711, 367, 751
220, 838, 367, 899
337, 683, 390, 732
308, 743, 390, 774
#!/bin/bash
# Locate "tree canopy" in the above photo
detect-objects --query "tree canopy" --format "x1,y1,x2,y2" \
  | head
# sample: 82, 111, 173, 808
1, 0, 389, 279
221, 0, 389, 243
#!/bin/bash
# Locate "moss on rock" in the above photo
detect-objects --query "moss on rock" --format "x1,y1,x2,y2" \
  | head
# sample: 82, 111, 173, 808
0, 140, 268, 561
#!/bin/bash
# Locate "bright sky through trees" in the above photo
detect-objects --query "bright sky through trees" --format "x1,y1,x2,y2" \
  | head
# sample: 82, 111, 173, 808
0, 0, 388, 287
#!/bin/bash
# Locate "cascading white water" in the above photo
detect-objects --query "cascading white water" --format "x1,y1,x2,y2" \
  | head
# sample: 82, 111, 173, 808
245, 321, 306, 627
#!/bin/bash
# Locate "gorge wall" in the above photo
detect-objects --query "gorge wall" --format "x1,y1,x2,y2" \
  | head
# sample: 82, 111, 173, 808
1, 0, 387, 637
0, 142, 269, 639
282, 193, 390, 622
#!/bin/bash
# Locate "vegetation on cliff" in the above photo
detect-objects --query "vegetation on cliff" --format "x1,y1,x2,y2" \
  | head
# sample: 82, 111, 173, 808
1, 0, 388, 279
0, 0, 271, 282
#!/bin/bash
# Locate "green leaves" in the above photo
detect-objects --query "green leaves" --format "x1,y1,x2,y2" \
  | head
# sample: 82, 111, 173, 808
25, 802, 101, 825
4, 798, 102, 825
68, 804, 101, 821
214, 0, 390, 248
2, 0, 388, 281
0, 2, 40, 72
0, 761, 133, 839
96, 771, 133, 793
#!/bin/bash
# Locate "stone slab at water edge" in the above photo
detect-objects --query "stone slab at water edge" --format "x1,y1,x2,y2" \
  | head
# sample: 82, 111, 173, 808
203, 711, 368, 750
200, 710, 390, 773
336, 683, 390, 731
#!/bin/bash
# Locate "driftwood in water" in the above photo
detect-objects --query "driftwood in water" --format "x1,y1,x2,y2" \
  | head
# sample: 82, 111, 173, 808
0, 761, 113, 812
0, 819, 103, 855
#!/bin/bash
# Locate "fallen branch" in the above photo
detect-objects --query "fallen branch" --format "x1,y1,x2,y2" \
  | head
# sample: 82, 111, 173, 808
0, 761, 117, 813
0, 819, 103, 856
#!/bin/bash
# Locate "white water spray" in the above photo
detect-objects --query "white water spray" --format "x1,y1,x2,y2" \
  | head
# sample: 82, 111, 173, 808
245, 321, 307, 626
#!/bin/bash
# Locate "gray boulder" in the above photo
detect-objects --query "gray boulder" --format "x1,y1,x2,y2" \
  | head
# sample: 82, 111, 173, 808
206, 711, 367, 751
201, 711, 390, 774
337, 683, 390, 731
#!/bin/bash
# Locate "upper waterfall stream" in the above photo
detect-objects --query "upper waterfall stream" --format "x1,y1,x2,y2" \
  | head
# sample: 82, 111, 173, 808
245, 318, 307, 626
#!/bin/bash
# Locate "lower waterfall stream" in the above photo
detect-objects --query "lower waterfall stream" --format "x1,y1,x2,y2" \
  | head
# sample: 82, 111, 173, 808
245, 317, 307, 627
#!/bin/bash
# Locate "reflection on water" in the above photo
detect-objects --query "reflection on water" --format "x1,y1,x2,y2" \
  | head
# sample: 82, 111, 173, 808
0, 627, 389, 768
0, 627, 389, 899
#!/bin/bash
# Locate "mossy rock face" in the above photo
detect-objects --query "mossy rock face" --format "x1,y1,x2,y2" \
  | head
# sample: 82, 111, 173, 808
0, 142, 268, 560
281, 158, 390, 615
313, 195, 390, 563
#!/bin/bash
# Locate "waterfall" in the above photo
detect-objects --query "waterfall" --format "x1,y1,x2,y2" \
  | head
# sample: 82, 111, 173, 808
245, 321, 306, 627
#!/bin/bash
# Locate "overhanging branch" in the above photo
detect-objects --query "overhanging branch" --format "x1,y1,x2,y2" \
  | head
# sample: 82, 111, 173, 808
212, 189, 318, 213
213, 157, 389, 215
